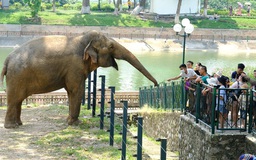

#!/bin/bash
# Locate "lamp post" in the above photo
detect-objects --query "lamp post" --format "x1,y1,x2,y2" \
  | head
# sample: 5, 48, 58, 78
173, 18, 194, 64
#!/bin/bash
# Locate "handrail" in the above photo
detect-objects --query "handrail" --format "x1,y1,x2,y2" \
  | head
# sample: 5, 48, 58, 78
139, 80, 255, 134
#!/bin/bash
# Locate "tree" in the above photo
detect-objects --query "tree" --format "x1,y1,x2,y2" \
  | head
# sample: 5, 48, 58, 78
174, 0, 182, 24
24, 0, 42, 17
113, 0, 120, 15
53, 0, 56, 12
81, 0, 90, 14
203, 0, 208, 17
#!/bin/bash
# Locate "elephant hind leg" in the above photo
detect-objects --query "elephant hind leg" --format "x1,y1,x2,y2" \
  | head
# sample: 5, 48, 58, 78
4, 93, 26, 129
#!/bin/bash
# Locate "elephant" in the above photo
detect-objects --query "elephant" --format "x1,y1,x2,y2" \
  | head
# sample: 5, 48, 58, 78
0, 30, 158, 129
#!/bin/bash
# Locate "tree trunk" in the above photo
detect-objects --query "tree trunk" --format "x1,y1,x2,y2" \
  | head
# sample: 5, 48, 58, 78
203, 0, 208, 17
133, 0, 136, 8
113, 0, 120, 15
81, 0, 90, 14
174, 0, 182, 24
117, 0, 122, 12
52, 0, 56, 12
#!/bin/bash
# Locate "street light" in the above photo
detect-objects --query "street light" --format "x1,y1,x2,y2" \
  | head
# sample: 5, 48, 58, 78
173, 18, 194, 64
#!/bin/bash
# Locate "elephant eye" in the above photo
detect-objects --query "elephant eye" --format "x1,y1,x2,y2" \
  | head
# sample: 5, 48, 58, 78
109, 44, 114, 50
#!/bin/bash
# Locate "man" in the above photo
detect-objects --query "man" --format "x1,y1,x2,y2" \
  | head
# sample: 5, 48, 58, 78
167, 64, 197, 81
167, 64, 198, 113
186, 60, 194, 69
231, 63, 245, 82
196, 65, 209, 84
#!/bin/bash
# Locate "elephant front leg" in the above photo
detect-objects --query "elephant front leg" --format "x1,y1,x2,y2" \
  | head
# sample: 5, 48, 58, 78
66, 91, 83, 125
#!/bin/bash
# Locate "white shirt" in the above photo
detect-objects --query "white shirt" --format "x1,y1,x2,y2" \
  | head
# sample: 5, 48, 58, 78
179, 68, 197, 78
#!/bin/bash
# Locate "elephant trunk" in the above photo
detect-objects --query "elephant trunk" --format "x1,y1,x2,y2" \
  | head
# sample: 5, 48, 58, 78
114, 50, 158, 87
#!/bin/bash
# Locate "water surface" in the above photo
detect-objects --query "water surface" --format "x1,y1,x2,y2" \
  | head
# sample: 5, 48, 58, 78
1, 47, 256, 91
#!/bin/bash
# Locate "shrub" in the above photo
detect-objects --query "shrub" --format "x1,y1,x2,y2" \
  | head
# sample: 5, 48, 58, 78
13, 2, 23, 9
45, 3, 52, 9
63, 3, 70, 10
74, 2, 82, 10
90, 3, 98, 11
41, 2, 46, 11
101, 3, 114, 11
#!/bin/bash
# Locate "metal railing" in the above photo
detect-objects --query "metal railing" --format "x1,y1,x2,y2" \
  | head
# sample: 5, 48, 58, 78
139, 80, 256, 134
139, 80, 185, 111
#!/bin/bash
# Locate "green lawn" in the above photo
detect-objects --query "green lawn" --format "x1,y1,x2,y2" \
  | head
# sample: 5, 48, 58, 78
0, 8, 256, 29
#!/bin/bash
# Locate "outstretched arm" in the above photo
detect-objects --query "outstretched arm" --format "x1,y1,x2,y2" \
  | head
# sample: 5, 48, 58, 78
167, 75, 181, 81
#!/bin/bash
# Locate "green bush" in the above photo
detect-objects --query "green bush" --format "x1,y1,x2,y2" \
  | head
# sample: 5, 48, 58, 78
101, 3, 114, 11
63, 3, 70, 10
90, 3, 98, 11
45, 3, 52, 9
13, 2, 23, 10
74, 2, 82, 10
55, 2, 60, 8
41, 2, 46, 11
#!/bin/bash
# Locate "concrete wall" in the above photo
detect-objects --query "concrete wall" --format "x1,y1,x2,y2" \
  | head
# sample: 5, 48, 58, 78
139, 111, 256, 160
1, 24, 256, 37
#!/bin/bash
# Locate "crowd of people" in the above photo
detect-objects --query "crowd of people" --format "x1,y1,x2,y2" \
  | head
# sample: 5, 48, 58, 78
167, 61, 256, 130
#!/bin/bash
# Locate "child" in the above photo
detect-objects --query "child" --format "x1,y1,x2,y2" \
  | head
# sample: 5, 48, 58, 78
216, 76, 228, 129
238, 83, 249, 128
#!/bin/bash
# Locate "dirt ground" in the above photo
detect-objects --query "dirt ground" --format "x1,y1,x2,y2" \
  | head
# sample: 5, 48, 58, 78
0, 105, 70, 160
0, 105, 179, 160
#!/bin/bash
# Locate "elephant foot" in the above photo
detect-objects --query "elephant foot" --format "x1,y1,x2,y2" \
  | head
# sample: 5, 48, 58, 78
4, 121, 19, 129
17, 120, 23, 126
67, 116, 81, 125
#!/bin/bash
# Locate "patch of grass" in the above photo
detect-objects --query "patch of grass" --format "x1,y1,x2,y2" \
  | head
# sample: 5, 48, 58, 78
35, 105, 137, 159
1, 8, 256, 29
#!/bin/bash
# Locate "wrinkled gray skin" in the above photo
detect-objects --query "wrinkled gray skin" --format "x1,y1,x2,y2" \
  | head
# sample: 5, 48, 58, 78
0, 30, 158, 129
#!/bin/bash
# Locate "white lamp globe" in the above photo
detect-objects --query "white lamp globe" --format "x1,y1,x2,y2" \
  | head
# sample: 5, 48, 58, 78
184, 24, 194, 34
181, 18, 190, 27
173, 24, 182, 32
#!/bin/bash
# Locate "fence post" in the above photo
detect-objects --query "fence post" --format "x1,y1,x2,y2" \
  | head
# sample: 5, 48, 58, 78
109, 86, 115, 146
139, 87, 142, 107
195, 83, 201, 123
135, 117, 143, 160
99, 75, 105, 130
157, 86, 160, 108
248, 89, 253, 133
121, 101, 128, 160
163, 83, 167, 110
156, 138, 167, 160
92, 69, 97, 117
87, 73, 91, 110
171, 81, 175, 112
150, 86, 153, 107
211, 87, 216, 134
181, 79, 185, 112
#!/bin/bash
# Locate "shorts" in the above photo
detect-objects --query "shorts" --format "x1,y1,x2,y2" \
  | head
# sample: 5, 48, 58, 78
240, 110, 246, 119
216, 104, 228, 114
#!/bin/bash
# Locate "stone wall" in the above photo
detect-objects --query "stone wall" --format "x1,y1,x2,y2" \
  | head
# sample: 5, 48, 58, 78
245, 135, 256, 154
139, 111, 256, 159
139, 111, 182, 152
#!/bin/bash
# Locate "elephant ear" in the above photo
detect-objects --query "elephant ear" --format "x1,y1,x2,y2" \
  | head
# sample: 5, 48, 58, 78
83, 41, 98, 63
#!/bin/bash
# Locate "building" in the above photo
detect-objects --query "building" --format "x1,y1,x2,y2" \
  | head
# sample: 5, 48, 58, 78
1, 0, 9, 9
149, 0, 201, 15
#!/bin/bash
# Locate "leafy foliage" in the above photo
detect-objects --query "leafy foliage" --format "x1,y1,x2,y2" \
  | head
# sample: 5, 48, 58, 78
24, 0, 42, 17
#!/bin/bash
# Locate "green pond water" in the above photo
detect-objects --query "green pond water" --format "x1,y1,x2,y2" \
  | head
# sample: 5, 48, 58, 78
1, 47, 256, 91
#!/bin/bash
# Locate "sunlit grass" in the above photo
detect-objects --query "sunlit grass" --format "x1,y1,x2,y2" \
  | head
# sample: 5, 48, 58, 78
1, 8, 256, 29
